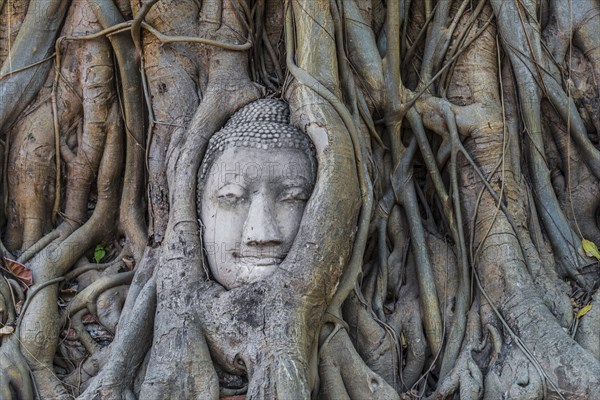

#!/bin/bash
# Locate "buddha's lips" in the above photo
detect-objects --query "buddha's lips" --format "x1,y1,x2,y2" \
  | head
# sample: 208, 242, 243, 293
234, 255, 285, 266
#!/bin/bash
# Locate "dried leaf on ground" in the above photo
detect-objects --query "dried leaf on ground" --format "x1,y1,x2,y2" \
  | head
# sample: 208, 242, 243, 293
2, 258, 33, 286
0, 325, 14, 335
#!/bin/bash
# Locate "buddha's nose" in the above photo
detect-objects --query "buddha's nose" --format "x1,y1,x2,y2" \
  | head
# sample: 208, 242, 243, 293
242, 193, 283, 247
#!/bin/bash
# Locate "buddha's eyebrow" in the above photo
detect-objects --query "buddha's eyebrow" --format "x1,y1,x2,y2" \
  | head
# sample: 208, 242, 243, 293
218, 172, 246, 185
279, 176, 313, 187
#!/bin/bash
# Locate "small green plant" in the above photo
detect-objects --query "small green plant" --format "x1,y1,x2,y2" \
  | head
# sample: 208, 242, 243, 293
94, 244, 107, 263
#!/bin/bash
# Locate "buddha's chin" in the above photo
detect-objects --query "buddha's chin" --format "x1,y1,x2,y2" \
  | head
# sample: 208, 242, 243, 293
220, 262, 280, 290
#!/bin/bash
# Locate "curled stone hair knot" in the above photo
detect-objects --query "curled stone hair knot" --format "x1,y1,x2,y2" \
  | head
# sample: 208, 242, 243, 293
198, 99, 317, 181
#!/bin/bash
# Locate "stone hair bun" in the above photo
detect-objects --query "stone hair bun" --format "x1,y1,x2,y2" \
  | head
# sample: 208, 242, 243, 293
198, 99, 316, 181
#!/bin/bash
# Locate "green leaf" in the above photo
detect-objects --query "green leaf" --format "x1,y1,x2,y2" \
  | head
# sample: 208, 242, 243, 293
94, 245, 107, 263
581, 239, 600, 261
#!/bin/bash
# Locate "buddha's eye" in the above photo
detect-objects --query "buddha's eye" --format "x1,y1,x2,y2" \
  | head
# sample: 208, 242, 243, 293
216, 184, 246, 205
279, 187, 309, 203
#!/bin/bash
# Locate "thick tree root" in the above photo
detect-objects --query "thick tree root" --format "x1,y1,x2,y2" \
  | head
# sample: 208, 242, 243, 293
0, 337, 34, 399
426, 298, 485, 400
0, 1, 599, 399
319, 326, 399, 400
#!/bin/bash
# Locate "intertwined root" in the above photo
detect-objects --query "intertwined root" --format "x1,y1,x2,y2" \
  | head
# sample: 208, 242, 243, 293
0, 338, 33, 400
0, 0, 599, 399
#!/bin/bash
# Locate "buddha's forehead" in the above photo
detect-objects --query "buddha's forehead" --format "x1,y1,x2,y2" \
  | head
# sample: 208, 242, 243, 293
219, 145, 308, 159
206, 147, 315, 186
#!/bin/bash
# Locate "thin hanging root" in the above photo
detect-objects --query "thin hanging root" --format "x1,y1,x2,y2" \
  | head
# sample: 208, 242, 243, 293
0, 53, 55, 80
406, 109, 452, 228
386, 114, 444, 358
438, 109, 471, 381
262, 30, 283, 83
439, 0, 487, 95
130, 0, 160, 56
542, 74, 600, 180
401, 13, 494, 113
51, 57, 61, 225
63, 271, 134, 321
491, 0, 591, 288
401, 6, 437, 73
398, 174, 444, 358
372, 218, 388, 320
357, 92, 385, 148
419, 0, 452, 85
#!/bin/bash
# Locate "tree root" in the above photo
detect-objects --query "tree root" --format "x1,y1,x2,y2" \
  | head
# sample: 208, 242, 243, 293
425, 297, 484, 400
138, 2, 262, 396
387, 259, 427, 391
140, 0, 203, 243
319, 326, 399, 400
91, 0, 148, 259
0, 275, 16, 326
71, 309, 100, 355
343, 291, 398, 389
1, 1, 599, 399
574, 288, 600, 361
491, 0, 593, 288
63, 271, 133, 322
81, 274, 156, 399
0, 0, 69, 130
0, 337, 34, 399
62, 345, 111, 396
14, 85, 123, 398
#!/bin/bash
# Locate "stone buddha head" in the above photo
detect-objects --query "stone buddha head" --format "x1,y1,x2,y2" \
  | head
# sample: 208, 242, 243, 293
198, 99, 317, 289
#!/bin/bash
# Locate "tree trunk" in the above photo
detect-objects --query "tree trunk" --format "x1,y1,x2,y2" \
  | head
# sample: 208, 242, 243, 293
0, 0, 598, 399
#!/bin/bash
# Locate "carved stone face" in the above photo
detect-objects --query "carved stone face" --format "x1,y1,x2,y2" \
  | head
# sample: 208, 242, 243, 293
200, 146, 315, 289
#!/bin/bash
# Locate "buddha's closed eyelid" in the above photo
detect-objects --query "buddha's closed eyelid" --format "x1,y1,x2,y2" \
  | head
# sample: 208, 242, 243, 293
278, 186, 310, 202
215, 183, 247, 204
